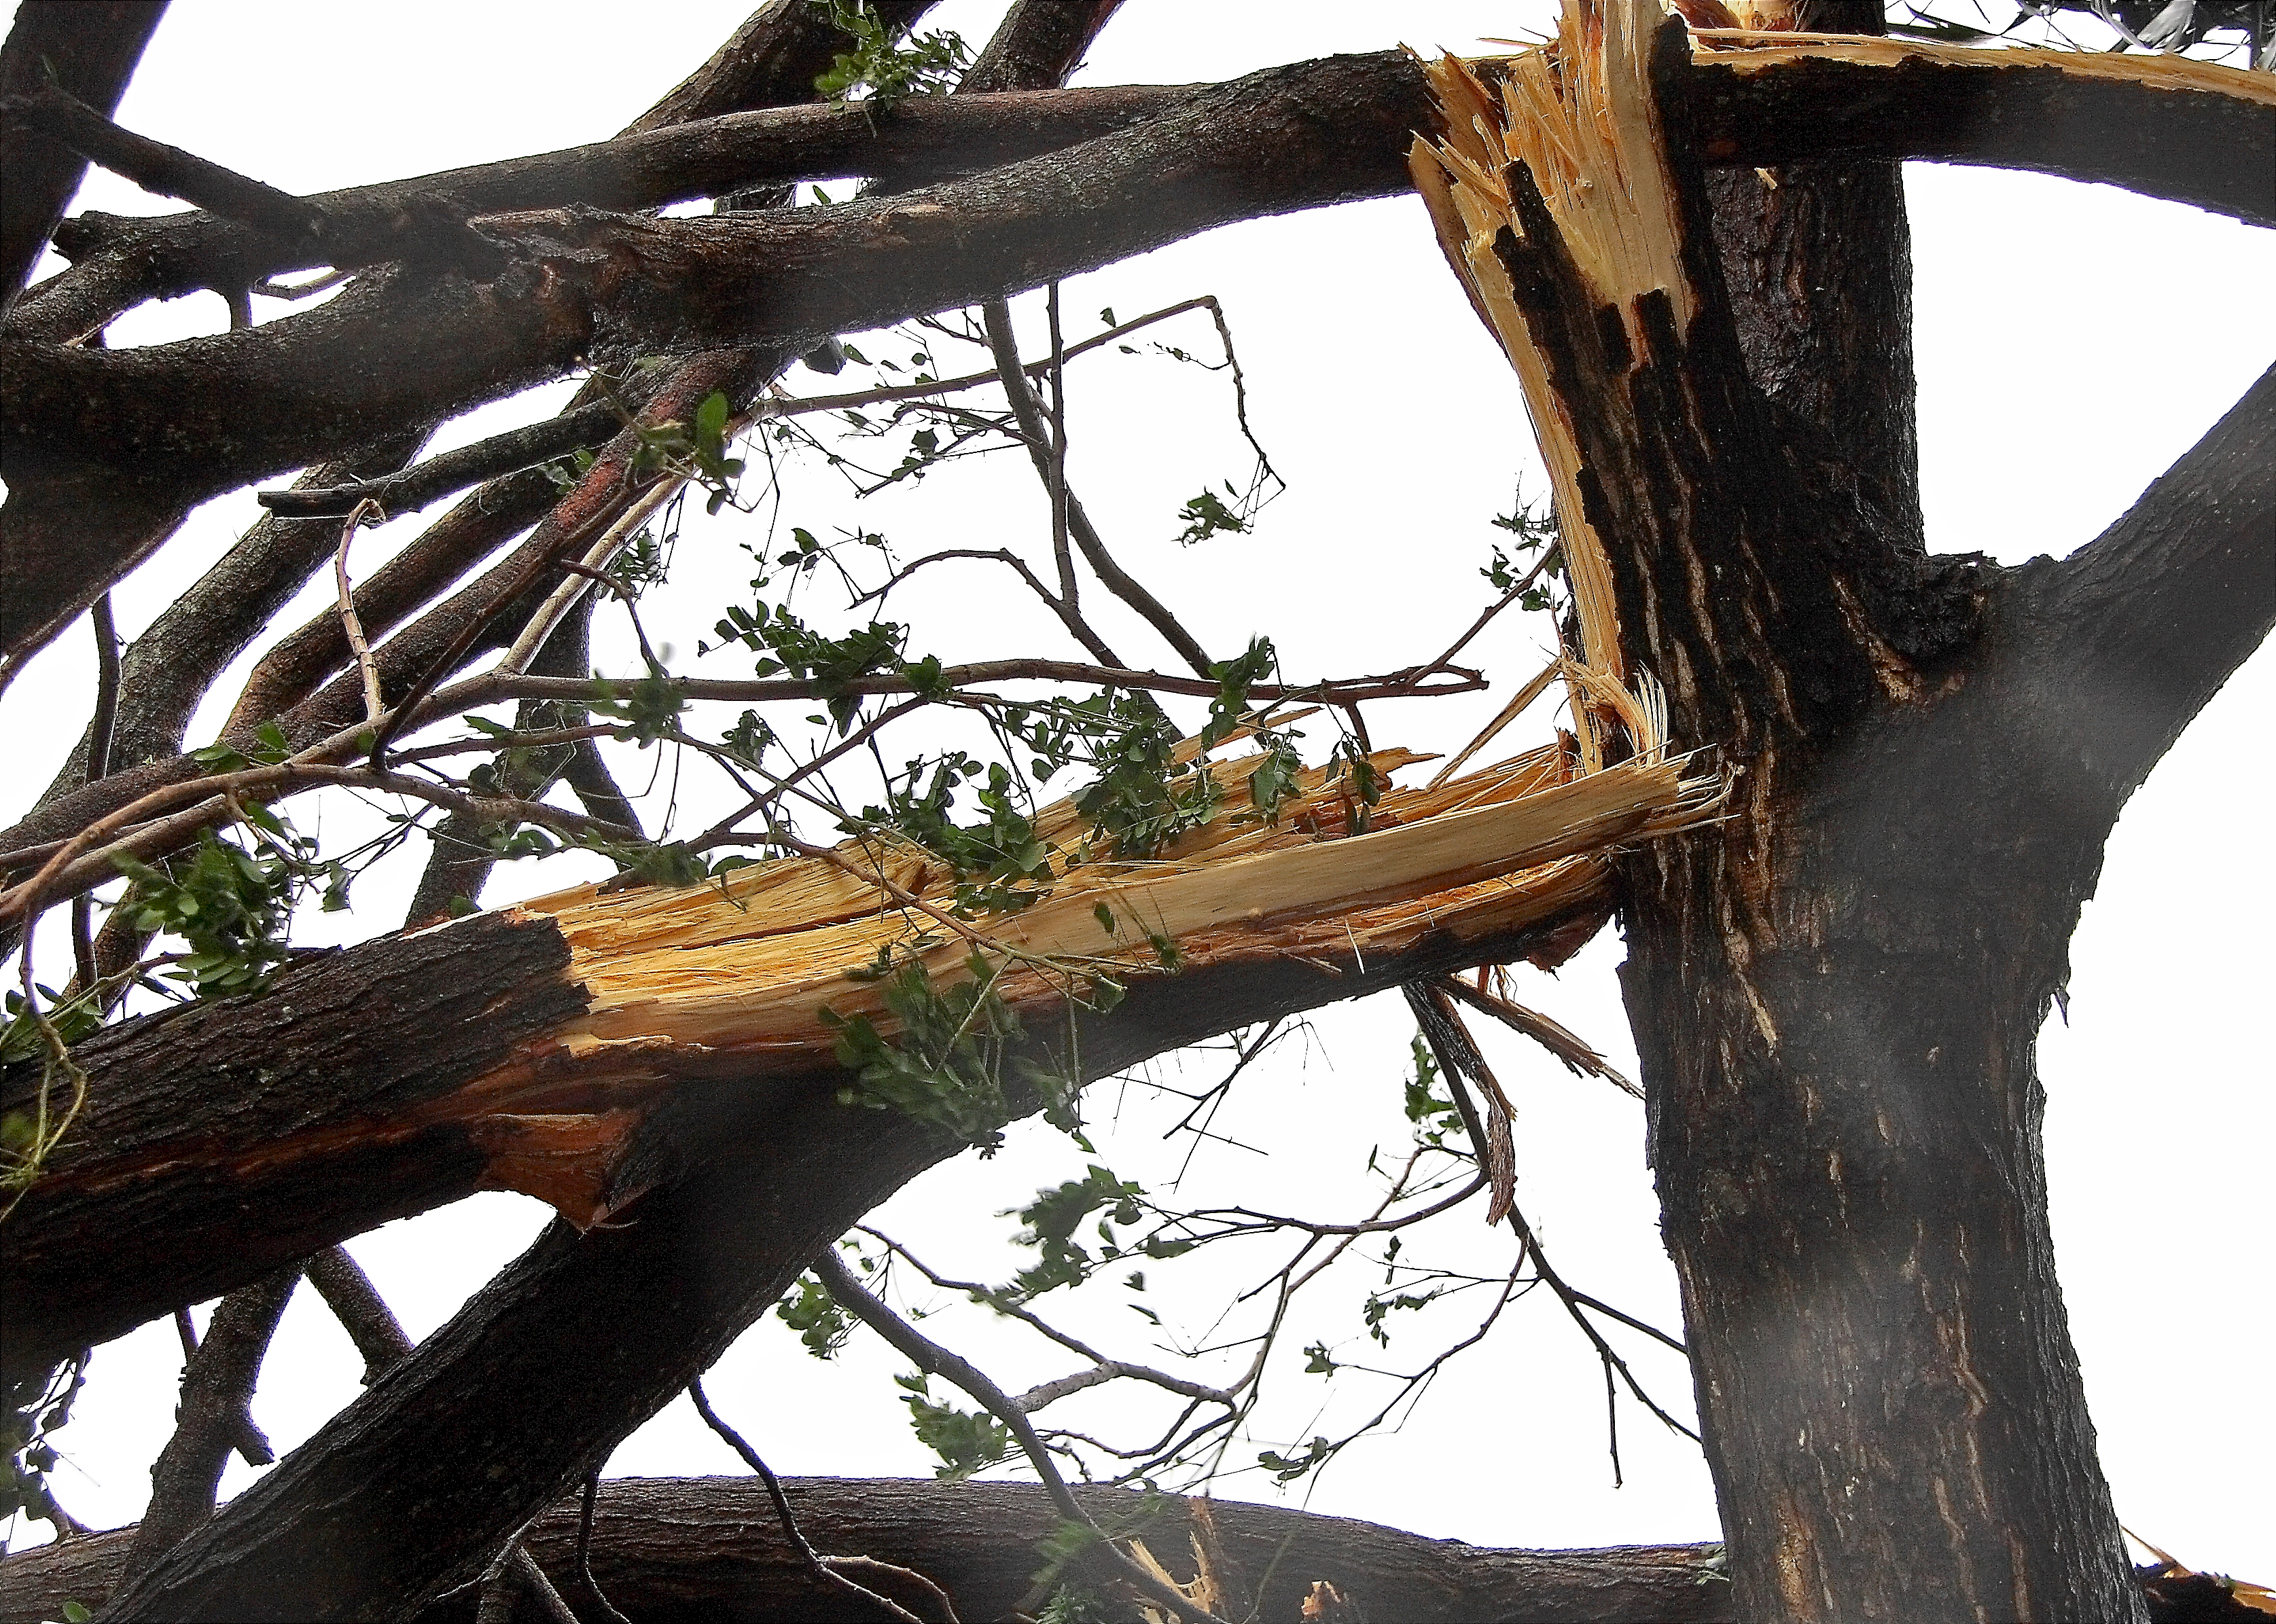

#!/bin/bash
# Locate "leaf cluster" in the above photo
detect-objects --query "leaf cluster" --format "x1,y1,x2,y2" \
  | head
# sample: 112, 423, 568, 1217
894, 1371, 1012, 1479
813, 0, 971, 109
823, 952, 1074, 1152
1006, 1163, 1191, 1302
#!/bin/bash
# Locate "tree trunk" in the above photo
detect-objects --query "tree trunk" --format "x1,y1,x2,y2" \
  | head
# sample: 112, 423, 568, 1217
1408, 5, 2273, 1618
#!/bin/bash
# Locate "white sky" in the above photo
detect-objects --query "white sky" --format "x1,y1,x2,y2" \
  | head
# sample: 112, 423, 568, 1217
3, 0, 2270, 1594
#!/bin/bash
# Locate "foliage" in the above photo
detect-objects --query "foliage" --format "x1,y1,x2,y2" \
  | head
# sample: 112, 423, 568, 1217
111, 825, 315, 999
813, 0, 971, 109
775, 1270, 857, 1358
823, 952, 1084, 1152
895, 1371, 1013, 1479
1482, 486, 1564, 613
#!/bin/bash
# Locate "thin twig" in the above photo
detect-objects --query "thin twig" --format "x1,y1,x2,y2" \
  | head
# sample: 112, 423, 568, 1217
984, 300, 1215, 678
259, 401, 624, 518
69, 595, 121, 990
688, 1376, 942, 1624
813, 1250, 1237, 1624
334, 499, 389, 728
569, 1471, 634, 1624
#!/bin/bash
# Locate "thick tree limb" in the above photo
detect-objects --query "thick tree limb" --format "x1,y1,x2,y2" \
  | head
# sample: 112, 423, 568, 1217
1684, 31, 2276, 228
82, 914, 1595, 1622
0, 0, 167, 323
9, 1479, 1736, 1624
2029, 360, 2276, 806
7, 40, 2269, 671
10, 86, 1184, 344
2, 85, 338, 247
0, 0, 928, 676
1702, 0, 1923, 540
12, 1477, 2248, 1623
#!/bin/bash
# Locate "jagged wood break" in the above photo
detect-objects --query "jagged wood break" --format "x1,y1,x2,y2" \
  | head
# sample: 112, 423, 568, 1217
2, 721, 1714, 1380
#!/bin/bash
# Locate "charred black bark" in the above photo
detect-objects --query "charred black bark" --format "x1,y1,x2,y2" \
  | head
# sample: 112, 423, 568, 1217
1548, 26, 2272, 1624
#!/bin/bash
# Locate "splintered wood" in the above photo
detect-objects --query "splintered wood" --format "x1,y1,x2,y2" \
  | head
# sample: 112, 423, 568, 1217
1406, 0, 1692, 765
504, 734, 1716, 1091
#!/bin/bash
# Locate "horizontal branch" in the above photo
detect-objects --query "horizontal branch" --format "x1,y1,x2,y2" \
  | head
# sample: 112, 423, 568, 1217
7, 39, 2268, 671
7, 85, 1191, 342
253, 401, 622, 519
495, 657, 1484, 708
0, 0, 166, 324
0, 1476, 1737, 1624
1685, 33, 2276, 228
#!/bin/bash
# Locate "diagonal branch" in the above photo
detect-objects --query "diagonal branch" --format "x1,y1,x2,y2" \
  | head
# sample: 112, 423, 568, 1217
2027, 360, 2276, 804
0, 0, 167, 323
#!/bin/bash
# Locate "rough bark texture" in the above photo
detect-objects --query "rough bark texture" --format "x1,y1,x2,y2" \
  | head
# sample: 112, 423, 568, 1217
10, 1479, 2252, 1623
6, 42, 2267, 671
0, 912, 586, 1384
10, 1480, 1730, 1624
1506, 22, 2273, 1624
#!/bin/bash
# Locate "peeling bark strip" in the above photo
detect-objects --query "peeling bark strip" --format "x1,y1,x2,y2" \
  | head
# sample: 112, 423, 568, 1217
1, 739, 1712, 1388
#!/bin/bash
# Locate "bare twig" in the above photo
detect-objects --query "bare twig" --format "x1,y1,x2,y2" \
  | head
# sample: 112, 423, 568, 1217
687, 1377, 942, 1624
813, 1250, 1237, 1624
333, 500, 389, 728
259, 401, 624, 518
984, 300, 1216, 678
0, 761, 639, 928
568, 1470, 634, 1624
69, 595, 120, 990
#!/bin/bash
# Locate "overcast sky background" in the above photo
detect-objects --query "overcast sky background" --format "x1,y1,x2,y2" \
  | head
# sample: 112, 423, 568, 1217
3, 0, 2270, 1592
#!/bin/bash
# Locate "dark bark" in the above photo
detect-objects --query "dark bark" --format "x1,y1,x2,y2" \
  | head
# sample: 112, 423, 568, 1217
255, 403, 622, 520
5, 0, 941, 346
9, 86, 1181, 345
399, 598, 596, 928
10, 1480, 1733, 1624
1499, 21, 2272, 1623
1703, 0, 1921, 540
7, 43, 2266, 671
10, 1478, 2247, 1623
0, 0, 167, 323
303, 1246, 416, 1385
125, 1265, 300, 1568
0, 909, 586, 1386
0, 0, 929, 677
32, 429, 428, 810
81, 912, 1586, 1623
1684, 38, 2276, 229
224, 466, 565, 739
